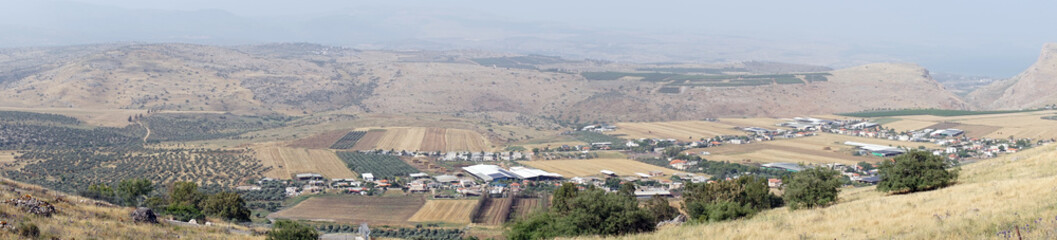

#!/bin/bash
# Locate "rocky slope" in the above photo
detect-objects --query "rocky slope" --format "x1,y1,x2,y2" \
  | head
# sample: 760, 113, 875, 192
0, 43, 966, 123
967, 43, 1057, 109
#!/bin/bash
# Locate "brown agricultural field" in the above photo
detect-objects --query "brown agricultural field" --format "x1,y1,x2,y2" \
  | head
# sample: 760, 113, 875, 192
445, 129, 490, 152
473, 198, 513, 225
510, 197, 547, 220
270, 195, 426, 226
521, 158, 687, 178
286, 129, 350, 148
612, 121, 743, 141
420, 128, 448, 152
375, 127, 428, 151
351, 129, 387, 150
255, 146, 356, 179
408, 199, 478, 224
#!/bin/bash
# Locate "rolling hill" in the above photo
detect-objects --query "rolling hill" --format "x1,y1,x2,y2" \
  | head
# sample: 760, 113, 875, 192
968, 43, 1057, 110
0, 43, 966, 123
580, 143, 1057, 239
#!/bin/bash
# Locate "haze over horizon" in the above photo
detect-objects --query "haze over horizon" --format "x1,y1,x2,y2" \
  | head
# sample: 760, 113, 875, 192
4, 0, 1057, 77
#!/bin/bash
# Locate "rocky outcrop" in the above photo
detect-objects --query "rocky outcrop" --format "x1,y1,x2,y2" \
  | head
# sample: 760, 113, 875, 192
968, 43, 1057, 109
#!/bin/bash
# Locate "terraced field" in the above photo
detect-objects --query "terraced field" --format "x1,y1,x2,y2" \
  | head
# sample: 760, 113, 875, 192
256, 146, 357, 179
408, 199, 478, 224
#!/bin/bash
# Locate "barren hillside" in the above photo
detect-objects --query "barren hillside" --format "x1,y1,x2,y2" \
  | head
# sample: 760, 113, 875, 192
968, 43, 1057, 109
0, 43, 965, 123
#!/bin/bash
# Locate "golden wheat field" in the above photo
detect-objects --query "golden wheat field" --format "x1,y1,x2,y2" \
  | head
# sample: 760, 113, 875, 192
695, 133, 939, 165
408, 200, 479, 224
521, 159, 688, 178
586, 143, 1057, 240
255, 146, 356, 179
612, 121, 744, 140
354, 127, 491, 152
874, 110, 1057, 139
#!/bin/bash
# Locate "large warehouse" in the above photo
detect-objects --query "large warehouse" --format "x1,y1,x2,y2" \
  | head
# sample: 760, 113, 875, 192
462, 164, 563, 181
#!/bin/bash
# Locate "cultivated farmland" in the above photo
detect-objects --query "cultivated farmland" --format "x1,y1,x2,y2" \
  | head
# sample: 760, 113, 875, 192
473, 197, 513, 225
408, 199, 479, 224
270, 195, 426, 226
256, 146, 357, 179
692, 133, 939, 165
286, 129, 350, 148
521, 158, 685, 178
336, 152, 420, 179
612, 121, 743, 141
864, 110, 1057, 139
347, 127, 491, 152
330, 131, 368, 149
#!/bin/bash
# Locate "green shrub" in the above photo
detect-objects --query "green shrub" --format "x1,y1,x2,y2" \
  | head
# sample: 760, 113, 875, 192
682, 176, 782, 222
17, 222, 40, 238
783, 167, 842, 210
201, 192, 251, 222
267, 220, 319, 240
877, 151, 959, 194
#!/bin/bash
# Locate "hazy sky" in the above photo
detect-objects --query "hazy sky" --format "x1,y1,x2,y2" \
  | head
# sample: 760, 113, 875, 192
21, 0, 1057, 76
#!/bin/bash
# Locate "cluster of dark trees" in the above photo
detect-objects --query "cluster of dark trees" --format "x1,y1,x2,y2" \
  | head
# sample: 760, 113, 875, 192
682, 176, 783, 222
507, 183, 671, 239
81, 180, 251, 222
0, 123, 143, 150
315, 224, 465, 240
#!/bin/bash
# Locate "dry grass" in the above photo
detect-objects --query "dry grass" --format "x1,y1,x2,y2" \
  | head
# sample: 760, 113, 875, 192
0, 106, 147, 127
0, 178, 263, 239
521, 159, 688, 179
612, 121, 743, 141
408, 199, 478, 224
577, 143, 1057, 240
716, 118, 784, 128
445, 129, 490, 152
286, 129, 350, 148
270, 195, 426, 226
255, 146, 356, 179
376, 127, 428, 151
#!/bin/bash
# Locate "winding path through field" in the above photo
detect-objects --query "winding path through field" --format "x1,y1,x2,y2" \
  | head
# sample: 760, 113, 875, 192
139, 121, 151, 142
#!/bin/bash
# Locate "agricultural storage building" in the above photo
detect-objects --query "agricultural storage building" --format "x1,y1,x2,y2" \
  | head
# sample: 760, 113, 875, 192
600, 170, 617, 176
930, 129, 964, 137
434, 175, 458, 183
409, 172, 429, 179
295, 173, 323, 180
361, 173, 375, 181
462, 164, 516, 181
761, 162, 805, 172
508, 166, 563, 180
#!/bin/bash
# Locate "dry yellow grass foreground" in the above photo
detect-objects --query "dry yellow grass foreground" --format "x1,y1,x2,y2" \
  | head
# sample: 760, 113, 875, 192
0, 178, 262, 239
578, 144, 1057, 240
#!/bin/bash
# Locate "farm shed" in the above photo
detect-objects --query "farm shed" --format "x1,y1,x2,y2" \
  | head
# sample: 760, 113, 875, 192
634, 189, 673, 198
295, 173, 323, 181
508, 166, 563, 180
362, 173, 375, 181
462, 164, 516, 181
409, 172, 430, 179
434, 175, 458, 183
761, 162, 805, 172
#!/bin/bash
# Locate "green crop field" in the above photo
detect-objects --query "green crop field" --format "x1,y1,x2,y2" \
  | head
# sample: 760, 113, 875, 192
336, 152, 420, 179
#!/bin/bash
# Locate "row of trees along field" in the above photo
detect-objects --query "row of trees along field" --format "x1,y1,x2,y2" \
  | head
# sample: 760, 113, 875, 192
80, 180, 251, 222
507, 150, 959, 239
142, 113, 293, 142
